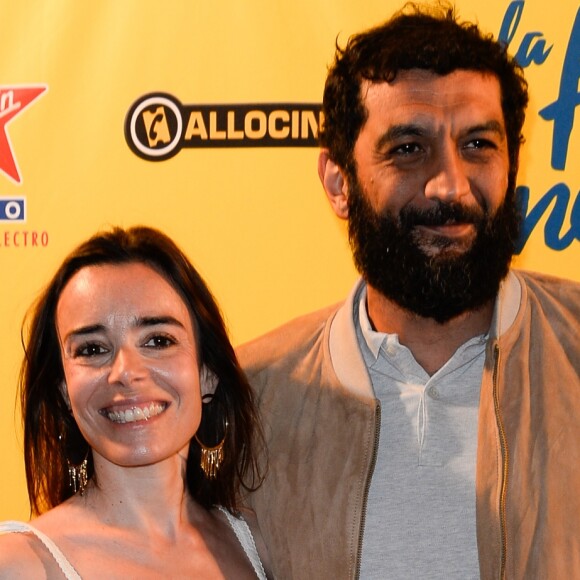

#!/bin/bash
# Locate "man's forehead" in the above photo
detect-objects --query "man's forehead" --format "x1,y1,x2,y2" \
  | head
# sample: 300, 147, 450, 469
362, 68, 501, 95
360, 69, 503, 116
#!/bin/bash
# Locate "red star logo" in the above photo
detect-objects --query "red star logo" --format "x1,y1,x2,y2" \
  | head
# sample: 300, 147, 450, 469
0, 85, 48, 184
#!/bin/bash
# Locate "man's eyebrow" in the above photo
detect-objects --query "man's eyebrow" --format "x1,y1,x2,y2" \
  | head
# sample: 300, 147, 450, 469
376, 123, 427, 150
466, 120, 506, 137
375, 120, 506, 151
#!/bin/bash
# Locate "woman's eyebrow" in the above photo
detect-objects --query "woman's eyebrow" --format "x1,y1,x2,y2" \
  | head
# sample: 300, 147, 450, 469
62, 324, 105, 343
63, 317, 186, 344
135, 315, 186, 329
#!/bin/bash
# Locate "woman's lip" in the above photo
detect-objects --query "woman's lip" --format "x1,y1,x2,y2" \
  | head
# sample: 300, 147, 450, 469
100, 400, 166, 413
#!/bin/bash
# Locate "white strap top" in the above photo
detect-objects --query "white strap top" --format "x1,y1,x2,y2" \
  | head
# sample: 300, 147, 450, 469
217, 507, 267, 580
0, 520, 81, 579
0, 511, 266, 579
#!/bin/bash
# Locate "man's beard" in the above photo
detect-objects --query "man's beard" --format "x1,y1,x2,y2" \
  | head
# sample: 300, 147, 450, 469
347, 176, 521, 324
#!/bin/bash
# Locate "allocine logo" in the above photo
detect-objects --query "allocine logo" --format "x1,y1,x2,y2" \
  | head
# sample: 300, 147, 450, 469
125, 93, 322, 161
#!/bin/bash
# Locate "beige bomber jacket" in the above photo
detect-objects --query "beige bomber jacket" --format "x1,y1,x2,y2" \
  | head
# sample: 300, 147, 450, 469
238, 270, 580, 580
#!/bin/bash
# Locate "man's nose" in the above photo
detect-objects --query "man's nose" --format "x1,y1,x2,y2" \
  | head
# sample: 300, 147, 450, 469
424, 145, 470, 202
108, 347, 145, 386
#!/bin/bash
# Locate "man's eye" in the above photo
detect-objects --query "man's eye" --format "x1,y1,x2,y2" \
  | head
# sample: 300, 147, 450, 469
74, 343, 107, 357
393, 143, 421, 155
465, 138, 495, 150
144, 335, 175, 348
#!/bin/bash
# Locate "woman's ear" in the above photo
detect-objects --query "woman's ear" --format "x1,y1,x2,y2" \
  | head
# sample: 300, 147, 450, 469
60, 382, 71, 410
318, 148, 350, 219
200, 365, 219, 396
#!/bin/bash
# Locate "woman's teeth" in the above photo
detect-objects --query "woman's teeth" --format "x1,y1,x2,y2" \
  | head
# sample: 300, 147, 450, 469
105, 402, 166, 424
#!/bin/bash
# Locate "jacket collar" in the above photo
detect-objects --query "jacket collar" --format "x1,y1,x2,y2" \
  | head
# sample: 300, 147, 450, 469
328, 271, 522, 399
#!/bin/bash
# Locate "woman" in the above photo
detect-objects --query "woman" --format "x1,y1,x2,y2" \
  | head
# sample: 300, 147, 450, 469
0, 226, 270, 578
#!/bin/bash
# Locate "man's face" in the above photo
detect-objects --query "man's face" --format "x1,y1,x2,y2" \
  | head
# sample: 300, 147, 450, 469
346, 69, 520, 322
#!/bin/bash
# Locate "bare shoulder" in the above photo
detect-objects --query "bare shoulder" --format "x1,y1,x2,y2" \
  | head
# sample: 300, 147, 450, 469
0, 506, 81, 578
0, 530, 59, 578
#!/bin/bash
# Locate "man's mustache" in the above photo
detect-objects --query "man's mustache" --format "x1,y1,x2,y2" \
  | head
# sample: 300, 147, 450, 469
399, 201, 486, 229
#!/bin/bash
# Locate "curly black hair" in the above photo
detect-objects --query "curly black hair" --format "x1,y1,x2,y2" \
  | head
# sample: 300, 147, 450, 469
319, 1, 528, 196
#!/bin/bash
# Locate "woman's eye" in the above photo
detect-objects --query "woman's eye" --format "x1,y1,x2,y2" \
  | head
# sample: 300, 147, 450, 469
74, 343, 107, 357
144, 335, 175, 348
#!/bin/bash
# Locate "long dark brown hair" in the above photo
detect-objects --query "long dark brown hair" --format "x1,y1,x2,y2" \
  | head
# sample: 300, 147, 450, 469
20, 225, 264, 515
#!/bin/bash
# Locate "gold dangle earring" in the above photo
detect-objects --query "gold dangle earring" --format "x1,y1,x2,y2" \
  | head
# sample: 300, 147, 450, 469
60, 416, 91, 496
195, 394, 228, 479
67, 453, 89, 495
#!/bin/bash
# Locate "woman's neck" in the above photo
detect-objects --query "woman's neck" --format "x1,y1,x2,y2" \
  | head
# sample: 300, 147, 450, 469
79, 451, 196, 536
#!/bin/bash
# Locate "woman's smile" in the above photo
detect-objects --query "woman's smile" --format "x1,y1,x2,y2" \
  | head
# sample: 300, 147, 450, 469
100, 401, 168, 424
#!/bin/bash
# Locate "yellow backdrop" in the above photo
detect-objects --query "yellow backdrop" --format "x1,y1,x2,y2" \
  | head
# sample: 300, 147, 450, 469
1, 0, 578, 521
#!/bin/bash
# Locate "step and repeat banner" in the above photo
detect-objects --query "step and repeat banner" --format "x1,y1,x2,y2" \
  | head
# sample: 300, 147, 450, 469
1, 1, 578, 520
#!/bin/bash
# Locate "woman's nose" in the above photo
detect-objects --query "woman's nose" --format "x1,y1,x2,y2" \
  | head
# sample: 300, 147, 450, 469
108, 347, 145, 386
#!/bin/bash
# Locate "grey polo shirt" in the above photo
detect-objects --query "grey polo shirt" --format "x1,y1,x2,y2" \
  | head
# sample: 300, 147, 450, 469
356, 285, 485, 579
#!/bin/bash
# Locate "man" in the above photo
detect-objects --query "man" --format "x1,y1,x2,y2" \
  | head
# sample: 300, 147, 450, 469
238, 4, 580, 579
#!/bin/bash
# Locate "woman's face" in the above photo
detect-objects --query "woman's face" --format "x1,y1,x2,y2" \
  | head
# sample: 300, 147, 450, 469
56, 262, 203, 469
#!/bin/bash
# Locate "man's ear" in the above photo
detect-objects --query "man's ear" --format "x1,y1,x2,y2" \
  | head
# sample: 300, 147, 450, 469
200, 365, 219, 397
318, 149, 349, 219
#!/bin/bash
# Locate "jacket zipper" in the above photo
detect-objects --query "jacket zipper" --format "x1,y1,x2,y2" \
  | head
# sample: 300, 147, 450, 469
354, 400, 381, 579
492, 343, 508, 579
352, 352, 505, 578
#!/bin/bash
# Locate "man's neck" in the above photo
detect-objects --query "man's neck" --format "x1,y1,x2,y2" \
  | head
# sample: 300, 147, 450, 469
366, 285, 494, 375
